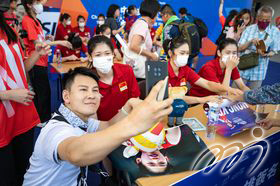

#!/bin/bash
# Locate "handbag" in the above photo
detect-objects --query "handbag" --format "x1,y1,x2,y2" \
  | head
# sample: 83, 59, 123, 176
238, 52, 259, 70
238, 33, 269, 70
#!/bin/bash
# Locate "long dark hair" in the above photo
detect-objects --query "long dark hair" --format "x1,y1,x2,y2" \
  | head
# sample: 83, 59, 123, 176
163, 37, 189, 59
233, 9, 252, 32
87, 35, 114, 68
125, 5, 136, 18
0, 12, 17, 43
217, 38, 238, 54
224, 9, 238, 28
60, 13, 70, 22
106, 4, 120, 18
21, 0, 41, 26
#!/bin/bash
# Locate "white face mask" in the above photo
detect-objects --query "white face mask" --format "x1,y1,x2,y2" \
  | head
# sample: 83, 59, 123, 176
174, 55, 189, 67
98, 20, 105, 25
93, 56, 113, 74
221, 55, 237, 65
66, 20, 71, 25
33, 3, 43, 14
79, 22, 85, 28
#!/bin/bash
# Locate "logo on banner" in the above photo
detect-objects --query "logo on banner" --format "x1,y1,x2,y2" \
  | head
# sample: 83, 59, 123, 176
119, 81, 128, 92
192, 129, 270, 176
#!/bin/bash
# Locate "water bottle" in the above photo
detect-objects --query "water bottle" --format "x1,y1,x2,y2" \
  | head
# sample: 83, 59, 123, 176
55, 49, 62, 68
205, 102, 221, 140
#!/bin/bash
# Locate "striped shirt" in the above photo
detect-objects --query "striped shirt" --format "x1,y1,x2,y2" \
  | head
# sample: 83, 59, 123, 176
238, 24, 280, 81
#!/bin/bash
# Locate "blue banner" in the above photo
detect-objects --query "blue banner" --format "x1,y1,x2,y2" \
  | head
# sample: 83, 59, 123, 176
80, 0, 253, 43
174, 131, 280, 186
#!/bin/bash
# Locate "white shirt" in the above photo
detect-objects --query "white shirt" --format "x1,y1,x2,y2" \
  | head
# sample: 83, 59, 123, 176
23, 105, 100, 186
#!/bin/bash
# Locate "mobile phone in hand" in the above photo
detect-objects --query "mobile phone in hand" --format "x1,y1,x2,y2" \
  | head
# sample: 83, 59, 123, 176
145, 61, 168, 101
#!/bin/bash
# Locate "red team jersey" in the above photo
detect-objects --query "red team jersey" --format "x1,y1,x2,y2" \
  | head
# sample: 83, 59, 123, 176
0, 30, 40, 147
73, 26, 91, 38
21, 15, 48, 67
55, 23, 72, 41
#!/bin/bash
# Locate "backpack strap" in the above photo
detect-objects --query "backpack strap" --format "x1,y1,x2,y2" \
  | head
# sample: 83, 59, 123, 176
51, 111, 109, 186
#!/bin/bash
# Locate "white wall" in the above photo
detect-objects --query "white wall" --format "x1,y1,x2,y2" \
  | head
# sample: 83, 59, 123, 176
254, 0, 280, 24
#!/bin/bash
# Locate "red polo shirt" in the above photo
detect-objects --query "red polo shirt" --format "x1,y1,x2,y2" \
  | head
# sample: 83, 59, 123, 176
97, 63, 140, 121
168, 61, 200, 87
55, 23, 72, 41
189, 58, 241, 97
73, 26, 91, 38
21, 15, 48, 67
54, 44, 87, 58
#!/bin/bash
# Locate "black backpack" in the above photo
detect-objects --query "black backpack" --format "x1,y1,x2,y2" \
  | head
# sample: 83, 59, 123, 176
170, 19, 201, 58
193, 17, 208, 38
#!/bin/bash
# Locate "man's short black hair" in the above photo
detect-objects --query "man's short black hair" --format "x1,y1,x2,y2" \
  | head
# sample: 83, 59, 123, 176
160, 4, 176, 16
68, 32, 82, 49
179, 7, 187, 15
62, 67, 99, 91
99, 24, 110, 34
140, 0, 160, 19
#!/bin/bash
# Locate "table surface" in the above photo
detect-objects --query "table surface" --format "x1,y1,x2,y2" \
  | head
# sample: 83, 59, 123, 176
136, 104, 280, 186
51, 61, 88, 74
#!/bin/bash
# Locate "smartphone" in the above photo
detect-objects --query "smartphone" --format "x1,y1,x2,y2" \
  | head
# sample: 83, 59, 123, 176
145, 61, 169, 101
237, 19, 244, 27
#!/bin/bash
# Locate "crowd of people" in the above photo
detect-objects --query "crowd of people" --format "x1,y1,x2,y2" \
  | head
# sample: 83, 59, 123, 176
1, 0, 280, 185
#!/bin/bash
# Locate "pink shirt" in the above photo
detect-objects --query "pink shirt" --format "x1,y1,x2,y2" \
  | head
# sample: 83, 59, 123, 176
128, 19, 152, 52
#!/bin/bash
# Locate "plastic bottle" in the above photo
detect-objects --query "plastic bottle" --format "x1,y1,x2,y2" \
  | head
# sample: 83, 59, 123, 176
206, 102, 221, 140
55, 49, 62, 68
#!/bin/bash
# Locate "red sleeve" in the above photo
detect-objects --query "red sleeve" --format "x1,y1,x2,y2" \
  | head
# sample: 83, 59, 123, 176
128, 66, 141, 98
231, 67, 241, 80
199, 66, 220, 83
55, 24, 64, 40
186, 67, 201, 85
219, 15, 226, 28
85, 27, 91, 34
22, 18, 38, 41
81, 44, 88, 53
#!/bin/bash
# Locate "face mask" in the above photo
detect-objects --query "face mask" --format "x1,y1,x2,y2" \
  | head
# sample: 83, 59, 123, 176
257, 21, 270, 30
66, 20, 71, 25
0, 0, 10, 13
98, 20, 105, 26
222, 55, 230, 64
174, 55, 189, 67
93, 56, 113, 74
33, 3, 43, 14
79, 22, 85, 28
221, 55, 237, 65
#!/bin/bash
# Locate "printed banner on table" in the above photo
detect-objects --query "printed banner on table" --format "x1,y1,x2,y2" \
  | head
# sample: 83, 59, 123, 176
174, 131, 280, 186
204, 101, 257, 137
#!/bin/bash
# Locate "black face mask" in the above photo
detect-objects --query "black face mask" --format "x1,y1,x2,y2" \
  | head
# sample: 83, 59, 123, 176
0, 0, 10, 13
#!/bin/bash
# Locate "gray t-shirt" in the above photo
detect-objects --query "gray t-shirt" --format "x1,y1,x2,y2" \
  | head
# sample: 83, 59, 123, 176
105, 17, 118, 31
